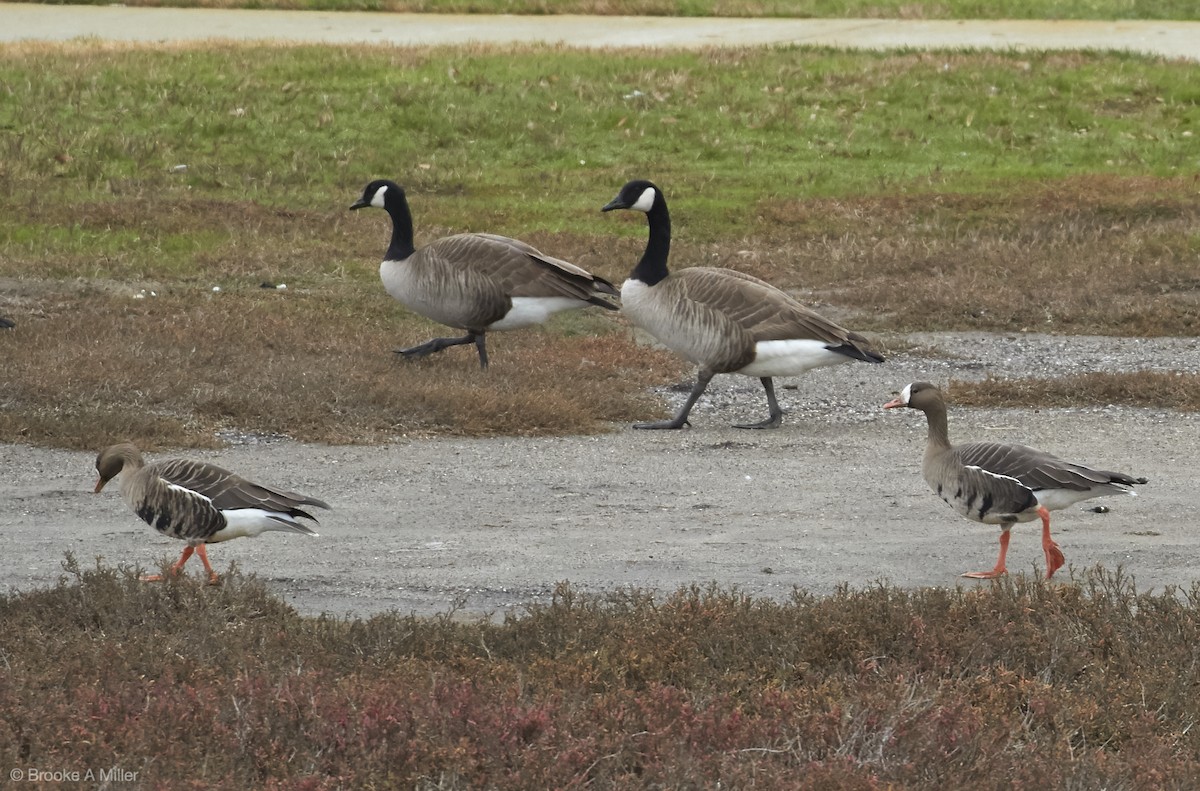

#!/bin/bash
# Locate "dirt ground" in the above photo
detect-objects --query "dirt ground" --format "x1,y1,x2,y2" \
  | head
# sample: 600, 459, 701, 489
5, 331, 1199, 619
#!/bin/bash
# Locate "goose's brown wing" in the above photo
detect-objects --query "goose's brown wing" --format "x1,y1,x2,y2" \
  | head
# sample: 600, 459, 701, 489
674, 268, 882, 361
954, 442, 1133, 493
433, 233, 618, 306
154, 459, 329, 518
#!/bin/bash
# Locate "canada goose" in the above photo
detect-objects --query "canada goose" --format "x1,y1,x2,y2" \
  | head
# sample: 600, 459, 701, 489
601, 179, 884, 429
884, 382, 1147, 579
350, 178, 619, 369
94, 443, 328, 584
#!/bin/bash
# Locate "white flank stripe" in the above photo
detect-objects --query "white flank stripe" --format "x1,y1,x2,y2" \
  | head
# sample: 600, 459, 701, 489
166, 480, 211, 504
964, 465, 1025, 487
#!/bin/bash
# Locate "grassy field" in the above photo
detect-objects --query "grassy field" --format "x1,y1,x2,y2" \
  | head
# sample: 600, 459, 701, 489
3, 559, 1199, 788
15, 0, 1200, 21
1, 43, 1197, 448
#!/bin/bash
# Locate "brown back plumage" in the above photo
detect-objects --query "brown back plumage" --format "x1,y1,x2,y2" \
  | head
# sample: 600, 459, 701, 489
409, 233, 618, 330
634, 267, 882, 372
153, 458, 330, 519
953, 441, 1145, 494
678, 268, 875, 347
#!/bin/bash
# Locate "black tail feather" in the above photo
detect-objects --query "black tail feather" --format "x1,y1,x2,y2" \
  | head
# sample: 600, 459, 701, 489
588, 296, 620, 310
827, 342, 885, 364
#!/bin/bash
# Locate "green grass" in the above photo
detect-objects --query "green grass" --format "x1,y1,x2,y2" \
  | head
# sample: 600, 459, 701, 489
5, 558, 1200, 788
1, 46, 1195, 246
15, 0, 1200, 21
1, 44, 1197, 446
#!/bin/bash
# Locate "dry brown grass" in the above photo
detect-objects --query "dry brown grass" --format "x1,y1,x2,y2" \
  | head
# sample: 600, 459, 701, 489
0, 193, 692, 448
0, 287, 682, 449
755, 175, 1200, 337
3, 176, 1196, 448
948, 371, 1200, 411
14, 0, 1194, 19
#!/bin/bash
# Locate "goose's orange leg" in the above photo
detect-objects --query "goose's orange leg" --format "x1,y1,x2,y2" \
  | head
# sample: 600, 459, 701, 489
194, 544, 220, 585
1039, 505, 1065, 579
141, 545, 195, 582
962, 528, 1011, 579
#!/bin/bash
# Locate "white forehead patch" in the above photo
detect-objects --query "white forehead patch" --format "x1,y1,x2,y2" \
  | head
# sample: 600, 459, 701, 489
900, 383, 913, 404
630, 186, 656, 213
370, 184, 388, 208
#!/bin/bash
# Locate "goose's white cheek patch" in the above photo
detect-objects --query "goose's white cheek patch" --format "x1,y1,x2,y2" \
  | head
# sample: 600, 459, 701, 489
370, 185, 388, 208
630, 187, 656, 213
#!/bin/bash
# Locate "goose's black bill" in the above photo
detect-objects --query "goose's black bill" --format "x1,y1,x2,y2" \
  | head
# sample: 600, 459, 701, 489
600, 196, 627, 212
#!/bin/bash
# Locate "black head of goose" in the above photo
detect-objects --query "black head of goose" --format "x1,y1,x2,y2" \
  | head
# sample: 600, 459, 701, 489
884, 382, 1147, 579
601, 179, 884, 430
94, 443, 329, 584
351, 178, 619, 370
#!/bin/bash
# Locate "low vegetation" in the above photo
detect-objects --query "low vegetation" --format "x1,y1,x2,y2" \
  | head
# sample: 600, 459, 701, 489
1, 44, 1197, 447
3, 558, 1199, 788
17, 0, 1200, 21
951, 372, 1200, 411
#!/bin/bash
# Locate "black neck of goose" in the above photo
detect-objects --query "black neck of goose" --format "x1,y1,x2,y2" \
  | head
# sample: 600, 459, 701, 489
630, 197, 671, 286
384, 195, 417, 261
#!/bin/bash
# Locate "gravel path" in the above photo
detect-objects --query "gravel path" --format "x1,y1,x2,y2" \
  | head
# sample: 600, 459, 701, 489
6, 331, 1197, 619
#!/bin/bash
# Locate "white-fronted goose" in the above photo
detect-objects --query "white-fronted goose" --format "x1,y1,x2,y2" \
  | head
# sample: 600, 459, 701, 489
94, 443, 328, 584
601, 179, 883, 429
350, 179, 619, 369
883, 382, 1147, 579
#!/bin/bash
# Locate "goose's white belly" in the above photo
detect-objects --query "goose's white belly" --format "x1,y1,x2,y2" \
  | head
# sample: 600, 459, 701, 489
1034, 486, 1134, 511
206, 508, 284, 542
488, 296, 588, 331
738, 339, 852, 377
